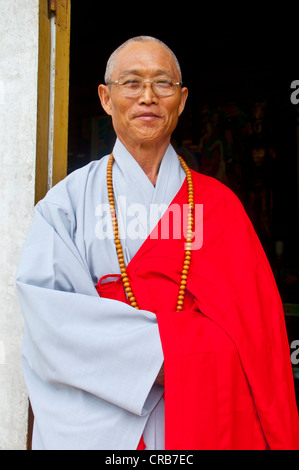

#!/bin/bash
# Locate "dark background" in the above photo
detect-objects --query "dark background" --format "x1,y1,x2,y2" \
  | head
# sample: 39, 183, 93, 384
67, 2, 299, 405
68, 3, 299, 303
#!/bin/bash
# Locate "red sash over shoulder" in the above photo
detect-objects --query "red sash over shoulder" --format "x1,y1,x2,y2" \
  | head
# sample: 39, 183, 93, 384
96, 171, 299, 450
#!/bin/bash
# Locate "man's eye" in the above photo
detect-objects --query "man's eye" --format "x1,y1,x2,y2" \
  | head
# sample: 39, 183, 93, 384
122, 79, 140, 87
156, 80, 173, 88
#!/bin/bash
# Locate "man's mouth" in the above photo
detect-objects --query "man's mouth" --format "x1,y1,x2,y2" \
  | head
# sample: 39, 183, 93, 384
134, 112, 162, 121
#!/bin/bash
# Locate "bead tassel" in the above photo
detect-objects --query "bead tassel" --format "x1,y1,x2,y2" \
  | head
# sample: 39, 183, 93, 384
107, 154, 194, 311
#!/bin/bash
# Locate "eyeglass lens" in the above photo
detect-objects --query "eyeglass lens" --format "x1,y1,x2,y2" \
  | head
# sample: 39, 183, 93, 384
117, 76, 178, 97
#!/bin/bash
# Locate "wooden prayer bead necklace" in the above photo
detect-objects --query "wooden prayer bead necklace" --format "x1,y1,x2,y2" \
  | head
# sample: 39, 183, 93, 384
107, 153, 194, 312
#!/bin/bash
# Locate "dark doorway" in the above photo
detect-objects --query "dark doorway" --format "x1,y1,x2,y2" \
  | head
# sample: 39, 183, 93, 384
68, 2, 299, 408
68, 4, 299, 293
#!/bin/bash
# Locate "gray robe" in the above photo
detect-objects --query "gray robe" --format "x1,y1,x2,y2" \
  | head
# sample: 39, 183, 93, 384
16, 139, 185, 450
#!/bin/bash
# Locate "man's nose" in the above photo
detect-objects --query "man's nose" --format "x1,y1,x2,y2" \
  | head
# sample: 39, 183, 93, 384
138, 82, 158, 104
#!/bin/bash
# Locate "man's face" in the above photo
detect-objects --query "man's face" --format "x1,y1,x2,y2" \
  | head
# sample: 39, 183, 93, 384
98, 41, 188, 149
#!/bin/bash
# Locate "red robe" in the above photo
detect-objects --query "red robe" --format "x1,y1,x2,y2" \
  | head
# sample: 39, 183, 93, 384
96, 170, 299, 450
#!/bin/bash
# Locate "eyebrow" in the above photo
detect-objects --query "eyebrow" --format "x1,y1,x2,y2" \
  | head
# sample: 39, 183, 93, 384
120, 69, 175, 78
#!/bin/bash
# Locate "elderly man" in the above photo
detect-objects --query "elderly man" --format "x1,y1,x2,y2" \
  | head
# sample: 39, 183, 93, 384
16, 36, 299, 450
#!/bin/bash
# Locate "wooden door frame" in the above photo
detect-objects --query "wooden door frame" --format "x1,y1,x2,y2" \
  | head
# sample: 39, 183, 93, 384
35, 0, 71, 204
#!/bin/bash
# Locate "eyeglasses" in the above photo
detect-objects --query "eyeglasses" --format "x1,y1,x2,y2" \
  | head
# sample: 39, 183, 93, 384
107, 75, 183, 97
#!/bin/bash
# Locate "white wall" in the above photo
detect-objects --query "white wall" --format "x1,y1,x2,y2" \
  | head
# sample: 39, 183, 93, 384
0, 0, 39, 449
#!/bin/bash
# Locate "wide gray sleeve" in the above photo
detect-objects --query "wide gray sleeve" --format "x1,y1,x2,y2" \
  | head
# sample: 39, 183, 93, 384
16, 202, 164, 417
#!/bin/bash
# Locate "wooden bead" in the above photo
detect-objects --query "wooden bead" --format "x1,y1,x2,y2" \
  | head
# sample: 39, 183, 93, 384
108, 153, 194, 312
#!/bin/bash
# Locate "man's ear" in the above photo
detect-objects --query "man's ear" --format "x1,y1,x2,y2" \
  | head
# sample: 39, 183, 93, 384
98, 84, 112, 116
178, 87, 188, 117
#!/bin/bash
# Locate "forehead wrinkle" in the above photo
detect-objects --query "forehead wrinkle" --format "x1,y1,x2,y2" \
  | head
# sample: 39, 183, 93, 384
105, 36, 182, 84
112, 43, 181, 81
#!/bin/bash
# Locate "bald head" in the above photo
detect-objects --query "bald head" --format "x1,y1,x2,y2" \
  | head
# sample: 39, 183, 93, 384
104, 36, 182, 84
